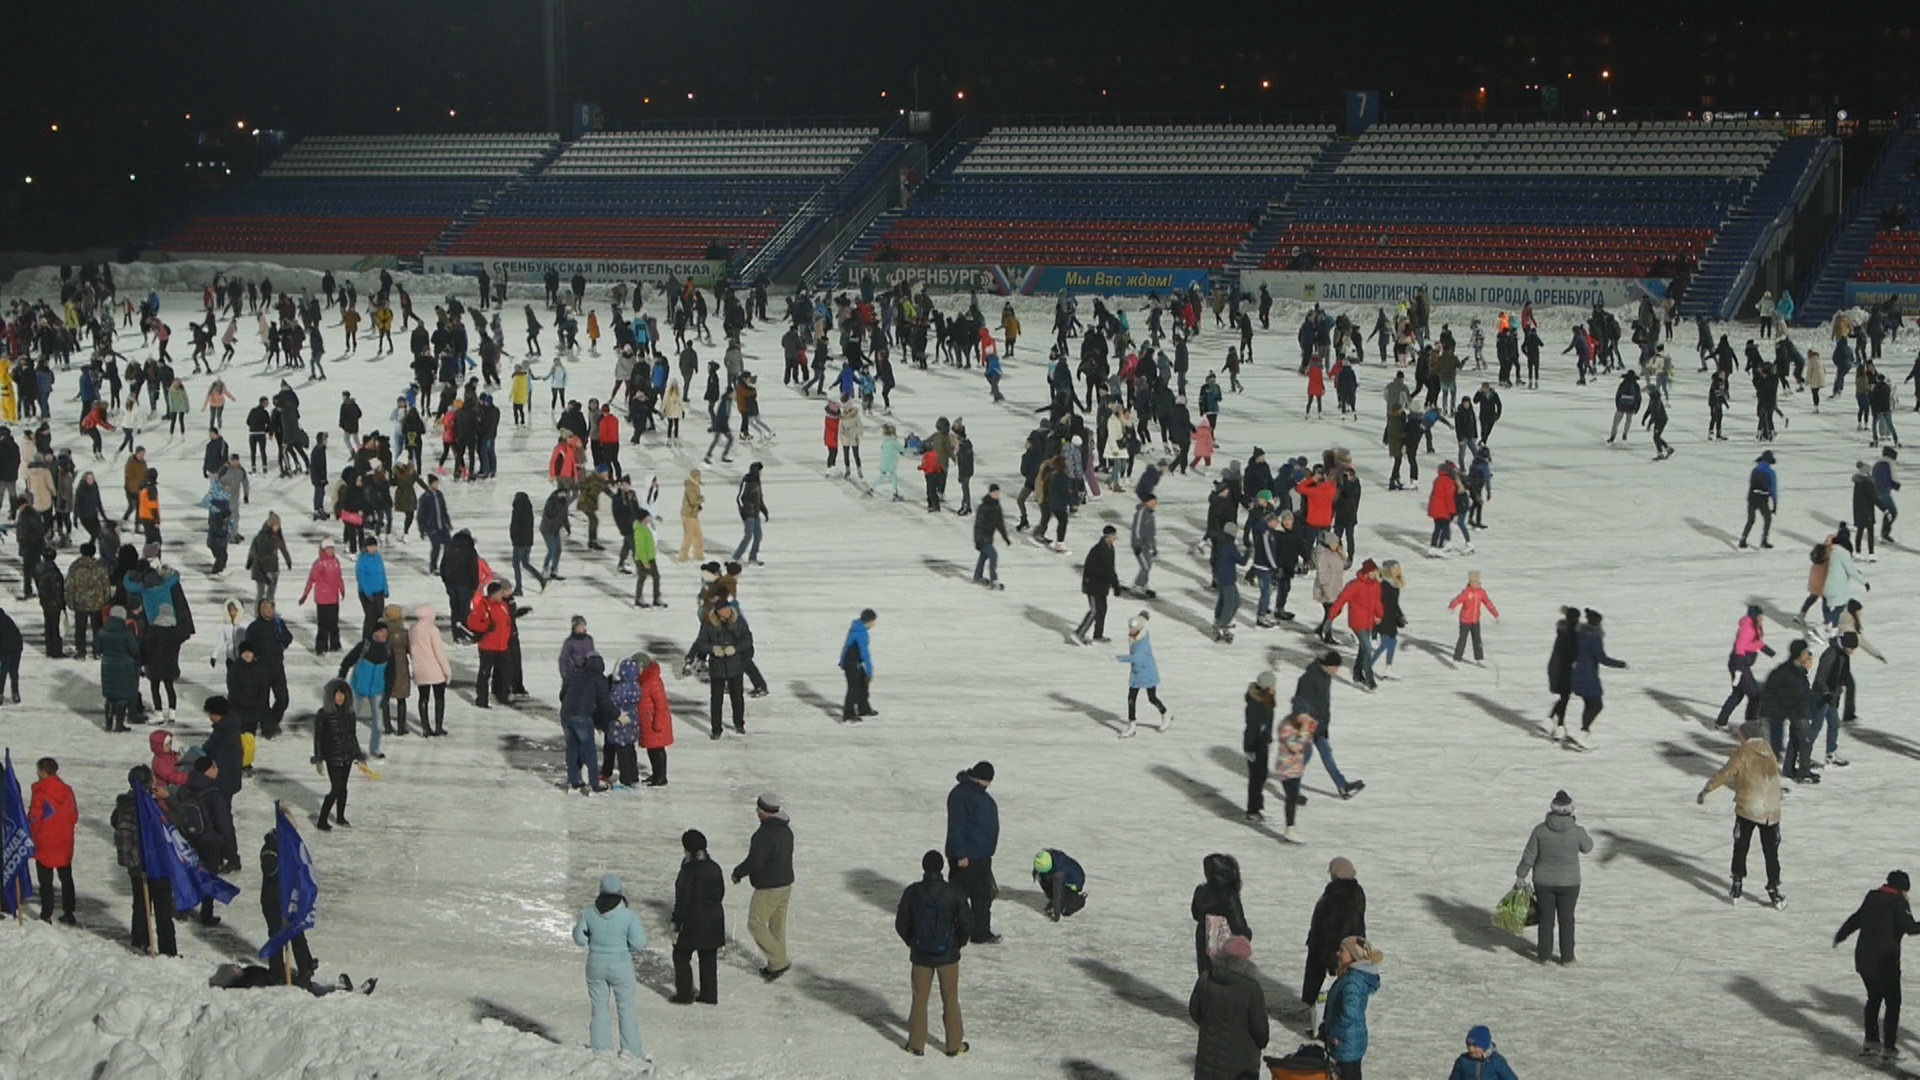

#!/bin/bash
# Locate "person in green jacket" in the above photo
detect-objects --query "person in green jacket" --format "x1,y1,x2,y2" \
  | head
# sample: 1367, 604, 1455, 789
632, 508, 663, 608
572, 873, 649, 1061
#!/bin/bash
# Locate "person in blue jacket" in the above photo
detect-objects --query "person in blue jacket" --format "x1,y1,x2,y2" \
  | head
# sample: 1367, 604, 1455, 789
1209, 526, 1249, 643
1567, 609, 1627, 750
1739, 450, 1779, 549
354, 535, 388, 640
1448, 1025, 1519, 1080
1322, 935, 1381, 1078
1873, 445, 1901, 542
572, 873, 650, 1062
1117, 611, 1171, 737
1032, 849, 1086, 921
944, 762, 1000, 944
839, 608, 877, 723
337, 623, 391, 758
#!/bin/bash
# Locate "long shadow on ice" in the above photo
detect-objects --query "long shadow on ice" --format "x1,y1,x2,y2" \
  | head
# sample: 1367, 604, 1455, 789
1047, 692, 1126, 735
1416, 893, 1534, 958
1724, 974, 1864, 1063
1644, 686, 1720, 731
794, 966, 906, 1043
843, 868, 905, 915
1683, 515, 1743, 551
1849, 724, 1920, 763
1593, 828, 1728, 902
1071, 956, 1189, 1021
1651, 740, 1720, 780
498, 732, 565, 784
1024, 605, 1083, 644
1149, 765, 1283, 843
1458, 691, 1546, 740
1061, 1060, 1129, 1080
786, 680, 840, 721
919, 555, 976, 584
1369, 523, 1433, 558
471, 997, 561, 1043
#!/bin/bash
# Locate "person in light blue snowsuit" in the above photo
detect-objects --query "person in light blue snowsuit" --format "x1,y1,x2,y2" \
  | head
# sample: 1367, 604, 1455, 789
573, 873, 649, 1060
1116, 611, 1170, 736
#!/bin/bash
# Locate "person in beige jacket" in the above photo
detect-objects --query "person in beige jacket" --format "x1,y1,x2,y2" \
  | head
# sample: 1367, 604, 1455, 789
678, 470, 705, 562
1698, 716, 1785, 906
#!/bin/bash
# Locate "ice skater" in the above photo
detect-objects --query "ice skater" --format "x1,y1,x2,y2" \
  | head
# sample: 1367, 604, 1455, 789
1116, 612, 1170, 738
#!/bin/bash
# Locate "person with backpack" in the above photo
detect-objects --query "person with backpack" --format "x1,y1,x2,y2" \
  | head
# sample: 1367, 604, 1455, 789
1834, 870, 1920, 1063
28, 757, 77, 925
573, 873, 650, 1062
895, 850, 974, 1057
669, 829, 726, 1005
945, 761, 1000, 945
1188, 934, 1268, 1080
1191, 853, 1252, 975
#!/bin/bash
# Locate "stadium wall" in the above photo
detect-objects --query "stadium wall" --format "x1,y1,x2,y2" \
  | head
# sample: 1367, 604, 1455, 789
1239, 269, 1670, 309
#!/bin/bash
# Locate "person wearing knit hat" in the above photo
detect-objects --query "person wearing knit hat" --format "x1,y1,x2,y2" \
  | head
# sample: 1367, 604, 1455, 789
1243, 670, 1280, 821
1327, 553, 1383, 690
1834, 871, 1918, 1061
896, 849, 972, 1057
670, 828, 726, 1005
1030, 848, 1086, 921
1303, 858, 1367, 1010
732, 793, 795, 981
1325, 935, 1382, 1074
1515, 789, 1592, 966
1699, 708, 1786, 908
1188, 929, 1269, 1079
946, 764, 1000, 945
573, 871, 650, 1060
1117, 611, 1170, 738
1715, 604, 1777, 729
1448, 569, 1499, 664
1450, 1025, 1518, 1080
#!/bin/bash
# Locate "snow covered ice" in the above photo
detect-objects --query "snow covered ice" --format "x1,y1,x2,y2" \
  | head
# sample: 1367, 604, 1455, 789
0, 260, 1914, 1078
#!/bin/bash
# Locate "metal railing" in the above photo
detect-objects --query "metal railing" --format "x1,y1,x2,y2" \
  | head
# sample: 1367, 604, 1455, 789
798, 182, 898, 287
733, 118, 906, 283
1794, 134, 1913, 306
1716, 138, 1836, 320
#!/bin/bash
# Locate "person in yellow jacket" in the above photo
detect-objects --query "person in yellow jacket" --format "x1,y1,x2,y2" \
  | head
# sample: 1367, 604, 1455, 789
342, 305, 361, 355
678, 470, 704, 562
0, 358, 16, 422
509, 364, 533, 426
1698, 715, 1786, 907
587, 311, 601, 355
374, 303, 395, 355
1000, 303, 1021, 359
632, 507, 663, 607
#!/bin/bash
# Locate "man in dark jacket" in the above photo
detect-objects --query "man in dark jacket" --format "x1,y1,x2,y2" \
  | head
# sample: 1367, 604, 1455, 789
111, 766, 176, 956
945, 761, 1000, 945
971, 485, 1008, 588
1757, 641, 1817, 779
731, 793, 795, 979
1303, 855, 1367, 1009
670, 828, 726, 1004
1189, 934, 1269, 1080
693, 605, 750, 737
1296, 650, 1362, 798
1835, 870, 1920, 1060
199, 696, 243, 869
895, 850, 974, 1057
558, 654, 613, 794
1074, 526, 1121, 644
416, 476, 451, 574
243, 601, 293, 737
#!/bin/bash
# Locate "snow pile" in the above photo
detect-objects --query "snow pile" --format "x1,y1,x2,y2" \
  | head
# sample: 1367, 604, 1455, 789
0, 921, 733, 1079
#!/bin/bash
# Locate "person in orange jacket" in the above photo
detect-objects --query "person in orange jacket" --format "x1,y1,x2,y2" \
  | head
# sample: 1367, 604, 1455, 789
920, 447, 945, 513
464, 581, 516, 708
1295, 465, 1339, 544
1427, 462, 1461, 554
1447, 570, 1500, 663
28, 756, 78, 924
1328, 559, 1385, 689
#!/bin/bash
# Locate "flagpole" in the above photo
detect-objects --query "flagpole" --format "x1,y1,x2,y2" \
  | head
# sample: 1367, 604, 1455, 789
12, 880, 19, 924
283, 944, 292, 986
141, 879, 156, 958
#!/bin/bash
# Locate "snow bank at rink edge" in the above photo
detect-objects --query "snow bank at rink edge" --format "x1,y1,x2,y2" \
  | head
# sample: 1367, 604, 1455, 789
0, 920, 758, 1079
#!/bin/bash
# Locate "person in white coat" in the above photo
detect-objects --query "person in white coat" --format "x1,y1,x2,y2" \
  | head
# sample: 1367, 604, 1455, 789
837, 401, 865, 479
573, 873, 650, 1063
1821, 531, 1869, 627
409, 603, 453, 736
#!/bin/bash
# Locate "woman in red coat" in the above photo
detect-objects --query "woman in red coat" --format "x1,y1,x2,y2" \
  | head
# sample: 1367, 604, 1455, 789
1427, 463, 1460, 553
28, 757, 77, 923
638, 657, 673, 786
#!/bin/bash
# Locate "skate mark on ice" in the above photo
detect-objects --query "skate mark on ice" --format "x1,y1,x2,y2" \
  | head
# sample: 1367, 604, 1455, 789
1724, 974, 1870, 1062
470, 998, 560, 1043
1682, 516, 1742, 551
794, 967, 906, 1041
1651, 740, 1720, 779
1641, 687, 1719, 731
786, 680, 840, 719
842, 868, 906, 914
1415, 893, 1534, 958
1070, 957, 1190, 1021
1593, 829, 1727, 902
1457, 691, 1544, 739
1046, 692, 1126, 734
1148, 765, 1285, 843
1848, 724, 1920, 763
918, 555, 975, 584
1022, 605, 1080, 642
1060, 1059, 1128, 1080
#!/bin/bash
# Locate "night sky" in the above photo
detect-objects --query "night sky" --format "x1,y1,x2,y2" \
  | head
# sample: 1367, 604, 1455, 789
4, 6, 1918, 248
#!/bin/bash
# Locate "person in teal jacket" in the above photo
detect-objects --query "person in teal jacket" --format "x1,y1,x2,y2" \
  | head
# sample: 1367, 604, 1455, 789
573, 873, 649, 1060
839, 609, 877, 723
1323, 935, 1381, 1077
354, 538, 388, 640
1448, 1024, 1519, 1080
1116, 611, 1170, 737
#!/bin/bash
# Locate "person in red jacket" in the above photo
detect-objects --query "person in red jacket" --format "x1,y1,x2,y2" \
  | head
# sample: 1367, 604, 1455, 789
638, 656, 673, 786
547, 433, 581, 488
298, 538, 346, 654
594, 406, 623, 481
1447, 570, 1500, 663
1295, 466, 1339, 543
149, 730, 190, 790
1304, 356, 1326, 417
28, 757, 78, 924
920, 447, 945, 513
1427, 462, 1461, 554
465, 582, 515, 708
1329, 559, 1385, 689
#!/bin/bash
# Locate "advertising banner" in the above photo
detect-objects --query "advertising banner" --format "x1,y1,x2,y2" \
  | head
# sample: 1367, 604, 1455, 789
1241, 269, 1668, 309
1846, 281, 1920, 317
839, 263, 1210, 297
421, 257, 724, 286
841, 263, 1003, 293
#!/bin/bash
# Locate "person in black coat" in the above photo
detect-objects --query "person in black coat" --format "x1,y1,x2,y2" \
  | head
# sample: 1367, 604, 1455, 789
1074, 526, 1121, 644
1302, 856, 1367, 1008
670, 829, 726, 1004
1192, 853, 1252, 974
1546, 605, 1580, 730
262, 827, 316, 983
242, 601, 293, 737
438, 530, 480, 633
1188, 935, 1269, 1080
309, 679, 364, 830
1836, 870, 1920, 1059
895, 850, 973, 1057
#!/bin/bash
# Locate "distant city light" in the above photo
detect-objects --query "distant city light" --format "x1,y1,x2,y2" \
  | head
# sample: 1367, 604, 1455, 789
22, 177, 31, 185
643, 97, 652, 104
1601, 70, 1611, 79
1217, 84, 1226, 90
128, 174, 137, 181
955, 91, 965, 100
184, 113, 192, 120
448, 109, 457, 117
394, 106, 402, 113
48, 124, 57, 133
687, 92, 695, 100
1261, 80, 1271, 90
880, 91, 887, 98
236, 120, 245, 129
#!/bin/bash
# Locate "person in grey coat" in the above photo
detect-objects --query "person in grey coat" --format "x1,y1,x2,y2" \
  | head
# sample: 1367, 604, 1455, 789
1188, 934, 1269, 1080
1514, 789, 1593, 965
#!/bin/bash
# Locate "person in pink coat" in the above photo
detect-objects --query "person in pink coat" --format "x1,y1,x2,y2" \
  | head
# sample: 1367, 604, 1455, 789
298, 538, 346, 655
149, 730, 190, 789
1713, 604, 1776, 729
1192, 417, 1216, 469
1304, 357, 1326, 418
1447, 570, 1499, 662
410, 603, 453, 736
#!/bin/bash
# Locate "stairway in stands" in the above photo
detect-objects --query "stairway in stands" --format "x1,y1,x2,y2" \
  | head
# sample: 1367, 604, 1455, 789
423, 142, 566, 259
1794, 133, 1920, 326
1679, 137, 1830, 319
1226, 138, 1352, 274
819, 140, 976, 289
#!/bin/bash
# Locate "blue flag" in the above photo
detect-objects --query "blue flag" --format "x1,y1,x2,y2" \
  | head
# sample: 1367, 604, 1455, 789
131, 780, 238, 913
0, 751, 34, 914
258, 809, 318, 960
